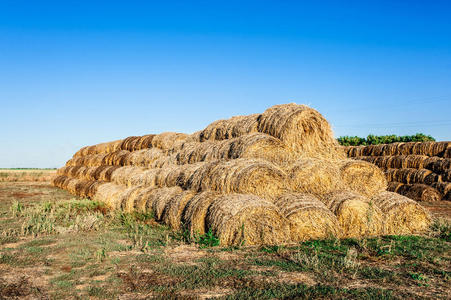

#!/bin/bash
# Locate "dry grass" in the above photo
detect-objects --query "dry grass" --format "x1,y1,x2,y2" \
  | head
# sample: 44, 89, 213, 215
0, 169, 56, 182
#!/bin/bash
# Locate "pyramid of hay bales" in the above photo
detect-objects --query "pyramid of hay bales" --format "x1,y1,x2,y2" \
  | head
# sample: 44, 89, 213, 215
53, 103, 431, 245
344, 142, 451, 202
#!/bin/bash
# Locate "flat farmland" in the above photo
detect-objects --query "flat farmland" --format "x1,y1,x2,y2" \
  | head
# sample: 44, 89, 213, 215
0, 171, 450, 299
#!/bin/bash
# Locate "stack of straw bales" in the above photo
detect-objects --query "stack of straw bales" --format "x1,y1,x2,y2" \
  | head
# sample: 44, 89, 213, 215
53, 103, 431, 245
345, 142, 451, 202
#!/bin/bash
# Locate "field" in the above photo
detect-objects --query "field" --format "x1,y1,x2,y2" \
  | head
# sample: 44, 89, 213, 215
0, 171, 450, 299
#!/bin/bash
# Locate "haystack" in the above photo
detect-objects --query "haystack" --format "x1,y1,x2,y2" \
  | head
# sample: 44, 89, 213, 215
275, 193, 340, 241
287, 158, 344, 196
206, 194, 291, 246
371, 191, 431, 235
320, 191, 384, 238
339, 159, 387, 197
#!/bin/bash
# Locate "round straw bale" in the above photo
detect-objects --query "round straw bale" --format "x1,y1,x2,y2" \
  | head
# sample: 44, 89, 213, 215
123, 148, 164, 167
73, 146, 87, 158
93, 183, 127, 209
174, 163, 206, 189
442, 170, 451, 182
81, 167, 97, 181
118, 186, 143, 212
199, 114, 260, 142
110, 166, 145, 186
431, 141, 450, 157
185, 161, 222, 191
97, 166, 121, 181
67, 166, 83, 178
387, 182, 404, 193
127, 169, 159, 187
275, 193, 340, 241
339, 159, 387, 197
226, 133, 294, 165
403, 155, 429, 169
174, 133, 293, 166
184, 130, 202, 143
84, 181, 102, 199
431, 182, 451, 197
388, 168, 439, 185
73, 166, 89, 179
257, 103, 345, 159
181, 191, 222, 236
65, 178, 80, 195
120, 136, 140, 151
175, 141, 216, 164
206, 194, 291, 246
151, 132, 188, 150
60, 176, 72, 189
136, 134, 155, 150
397, 142, 416, 155
396, 184, 441, 202
65, 158, 75, 166
348, 146, 364, 157
412, 142, 434, 156
131, 187, 157, 213
57, 166, 70, 176
102, 150, 130, 166
91, 165, 110, 181
371, 191, 431, 234
86, 154, 107, 167
149, 155, 178, 169
74, 179, 93, 198
427, 158, 451, 174
52, 175, 68, 187
120, 186, 145, 212
288, 158, 344, 197
320, 191, 384, 238
199, 159, 288, 200
148, 187, 183, 221
155, 165, 181, 187
370, 144, 385, 156
443, 147, 451, 158
161, 190, 196, 230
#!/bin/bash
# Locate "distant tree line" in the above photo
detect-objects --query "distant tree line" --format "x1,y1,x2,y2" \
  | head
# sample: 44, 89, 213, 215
337, 133, 435, 146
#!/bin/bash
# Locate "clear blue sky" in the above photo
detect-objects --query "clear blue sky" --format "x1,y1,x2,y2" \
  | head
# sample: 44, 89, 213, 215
1, 1, 450, 168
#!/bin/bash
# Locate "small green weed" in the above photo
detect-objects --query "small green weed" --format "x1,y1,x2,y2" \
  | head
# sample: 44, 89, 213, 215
196, 229, 220, 248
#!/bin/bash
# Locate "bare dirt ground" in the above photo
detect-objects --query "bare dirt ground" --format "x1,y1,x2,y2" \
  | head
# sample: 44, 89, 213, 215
0, 172, 450, 299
